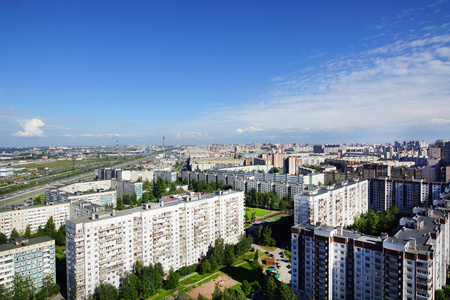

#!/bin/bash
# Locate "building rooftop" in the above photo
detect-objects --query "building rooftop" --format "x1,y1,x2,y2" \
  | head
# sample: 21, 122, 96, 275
68, 189, 242, 224
0, 236, 54, 253
293, 208, 448, 255
0, 202, 69, 213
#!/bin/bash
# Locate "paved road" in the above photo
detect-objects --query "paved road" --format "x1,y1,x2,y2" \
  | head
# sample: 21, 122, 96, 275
0, 155, 151, 209
252, 244, 291, 284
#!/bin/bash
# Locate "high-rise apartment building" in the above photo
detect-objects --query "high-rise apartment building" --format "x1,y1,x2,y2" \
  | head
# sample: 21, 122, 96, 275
294, 179, 368, 227
111, 179, 143, 200
0, 236, 55, 291
0, 203, 70, 237
368, 177, 449, 213
66, 190, 244, 300
291, 207, 450, 299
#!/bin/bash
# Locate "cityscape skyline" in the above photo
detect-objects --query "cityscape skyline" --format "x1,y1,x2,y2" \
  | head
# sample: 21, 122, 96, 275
1, 0, 450, 147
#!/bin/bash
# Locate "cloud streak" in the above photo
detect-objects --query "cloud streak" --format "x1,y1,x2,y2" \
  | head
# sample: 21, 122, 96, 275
176, 29, 450, 142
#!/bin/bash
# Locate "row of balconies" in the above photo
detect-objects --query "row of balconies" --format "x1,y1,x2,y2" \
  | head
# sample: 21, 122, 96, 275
98, 224, 122, 232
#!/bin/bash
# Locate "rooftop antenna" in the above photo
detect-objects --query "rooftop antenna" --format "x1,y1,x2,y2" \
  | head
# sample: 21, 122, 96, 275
163, 136, 165, 158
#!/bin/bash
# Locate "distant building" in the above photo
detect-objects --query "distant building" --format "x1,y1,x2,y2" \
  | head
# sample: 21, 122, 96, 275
46, 189, 117, 207
111, 179, 143, 200
0, 203, 70, 237
0, 236, 55, 291
0, 167, 13, 177
368, 177, 449, 213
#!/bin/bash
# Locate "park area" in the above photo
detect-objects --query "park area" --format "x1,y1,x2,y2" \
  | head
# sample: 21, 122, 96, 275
245, 207, 288, 225
186, 274, 239, 299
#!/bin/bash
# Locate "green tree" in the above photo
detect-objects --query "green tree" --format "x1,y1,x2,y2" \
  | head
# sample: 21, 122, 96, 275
262, 226, 276, 247
211, 285, 222, 300
251, 281, 261, 293
0, 284, 12, 300
436, 289, 445, 300
251, 212, 256, 223
253, 250, 260, 267
24, 225, 31, 237
115, 197, 126, 210
33, 195, 43, 205
444, 285, 450, 298
55, 225, 66, 246
278, 281, 296, 300
265, 276, 278, 300
93, 282, 119, 300
119, 272, 139, 300
9, 228, 20, 242
44, 216, 56, 238
241, 280, 252, 297
12, 273, 35, 300
165, 268, 179, 289
36, 273, 60, 300
0, 232, 8, 245
153, 177, 167, 199
224, 244, 235, 266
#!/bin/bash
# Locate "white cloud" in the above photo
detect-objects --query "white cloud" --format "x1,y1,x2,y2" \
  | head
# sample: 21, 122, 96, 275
233, 127, 263, 135
79, 133, 139, 138
62, 134, 75, 137
12, 119, 45, 137
426, 118, 450, 124
176, 131, 211, 140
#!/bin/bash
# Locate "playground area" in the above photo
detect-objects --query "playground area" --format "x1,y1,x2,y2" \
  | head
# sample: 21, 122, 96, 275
186, 274, 239, 299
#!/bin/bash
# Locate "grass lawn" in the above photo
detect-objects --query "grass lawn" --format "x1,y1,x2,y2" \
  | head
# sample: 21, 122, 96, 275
259, 245, 278, 252
243, 252, 255, 261
179, 272, 212, 285
221, 262, 259, 283
20, 160, 90, 169
264, 214, 288, 222
147, 288, 177, 300
284, 250, 291, 260
245, 208, 270, 217
182, 273, 221, 293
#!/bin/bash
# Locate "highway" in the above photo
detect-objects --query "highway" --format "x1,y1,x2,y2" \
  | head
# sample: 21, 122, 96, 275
0, 154, 154, 209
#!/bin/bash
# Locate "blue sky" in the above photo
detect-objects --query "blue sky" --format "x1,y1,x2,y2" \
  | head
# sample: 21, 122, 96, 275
1, 0, 450, 147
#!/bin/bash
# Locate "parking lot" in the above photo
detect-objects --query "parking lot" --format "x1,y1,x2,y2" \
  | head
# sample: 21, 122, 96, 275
253, 244, 291, 284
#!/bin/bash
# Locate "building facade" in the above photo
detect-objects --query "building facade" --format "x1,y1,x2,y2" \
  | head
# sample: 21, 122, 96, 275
0, 203, 70, 237
368, 177, 449, 213
66, 190, 244, 300
0, 236, 55, 291
46, 189, 117, 208
111, 180, 143, 200
294, 179, 368, 228
291, 207, 450, 299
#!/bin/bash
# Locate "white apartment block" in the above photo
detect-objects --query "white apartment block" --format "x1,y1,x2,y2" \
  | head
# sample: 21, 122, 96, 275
246, 180, 259, 192
0, 236, 55, 291
291, 207, 450, 299
129, 170, 154, 182
111, 179, 143, 200
66, 190, 244, 300
259, 181, 274, 194
47, 189, 117, 208
368, 177, 449, 213
294, 179, 368, 227
234, 178, 246, 192
70, 201, 110, 219
274, 181, 289, 199
0, 203, 70, 237
56, 180, 112, 193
